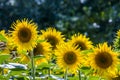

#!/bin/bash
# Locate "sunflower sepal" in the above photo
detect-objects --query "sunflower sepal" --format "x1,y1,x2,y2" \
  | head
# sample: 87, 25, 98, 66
11, 19, 38, 51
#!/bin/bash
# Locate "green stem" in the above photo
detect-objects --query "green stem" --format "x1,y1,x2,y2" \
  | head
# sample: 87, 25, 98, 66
99, 77, 101, 80
78, 70, 81, 80
2, 62, 4, 75
30, 50, 35, 80
48, 68, 51, 77
2, 68, 4, 75
64, 68, 68, 80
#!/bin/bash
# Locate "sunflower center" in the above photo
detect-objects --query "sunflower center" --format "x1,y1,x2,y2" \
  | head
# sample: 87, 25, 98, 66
95, 52, 113, 69
63, 51, 77, 65
34, 44, 43, 56
18, 27, 31, 43
46, 35, 58, 49
75, 41, 87, 50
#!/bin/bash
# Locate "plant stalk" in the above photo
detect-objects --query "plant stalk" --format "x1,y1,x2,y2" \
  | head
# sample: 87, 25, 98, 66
64, 68, 68, 80
30, 50, 35, 80
79, 70, 81, 80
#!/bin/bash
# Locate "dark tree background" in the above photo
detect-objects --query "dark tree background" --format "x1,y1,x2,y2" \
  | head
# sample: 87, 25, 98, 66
0, 0, 120, 44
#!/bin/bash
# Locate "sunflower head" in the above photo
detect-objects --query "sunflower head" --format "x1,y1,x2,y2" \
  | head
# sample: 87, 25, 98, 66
11, 19, 38, 51
88, 42, 119, 78
40, 27, 65, 49
69, 33, 93, 50
33, 38, 52, 60
55, 42, 83, 73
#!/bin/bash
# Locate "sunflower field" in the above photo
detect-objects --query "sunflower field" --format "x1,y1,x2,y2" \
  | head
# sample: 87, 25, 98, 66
0, 18, 120, 80
1, 0, 120, 80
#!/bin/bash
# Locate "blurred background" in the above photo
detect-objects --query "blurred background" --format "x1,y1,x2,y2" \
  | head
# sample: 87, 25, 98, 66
0, 0, 120, 44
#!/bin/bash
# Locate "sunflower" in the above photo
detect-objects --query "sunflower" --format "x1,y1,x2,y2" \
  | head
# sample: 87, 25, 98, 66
88, 42, 119, 78
40, 27, 65, 49
55, 42, 83, 73
116, 30, 120, 37
69, 33, 93, 50
33, 38, 52, 60
11, 19, 38, 51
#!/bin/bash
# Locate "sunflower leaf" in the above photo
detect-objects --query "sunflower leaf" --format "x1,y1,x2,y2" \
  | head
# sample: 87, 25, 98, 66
81, 49, 93, 54
36, 62, 55, 69
0, 34, 7, 42
88, 76, 100, 80
0, 75, 7, 79
37, 39, 45, 43
80, 67, 93, 75
34, 55, 45, 59
7, 70, 29, 79
0, 54, 10, 64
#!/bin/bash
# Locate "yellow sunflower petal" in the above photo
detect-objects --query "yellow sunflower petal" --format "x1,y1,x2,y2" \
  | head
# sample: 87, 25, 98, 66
11, 19, 38, 51
88, 42, 119, 78
40, 27, 65, 50
55, 42, 83, 73
69, 33, 93, 50
33, 36, 52, 60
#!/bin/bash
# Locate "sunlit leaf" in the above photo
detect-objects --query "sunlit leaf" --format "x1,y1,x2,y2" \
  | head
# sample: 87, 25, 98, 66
88, 76, 100, 80
0, 34, 7, 42
0, 54, 10, 64
81, 49, 93, 54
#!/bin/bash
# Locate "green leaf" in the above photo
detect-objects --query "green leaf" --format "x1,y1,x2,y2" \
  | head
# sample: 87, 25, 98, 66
36, 62, 55, 69
0, 34, 7, 42
10, 68, 27, 71
37, 39, 45, 43
68, 76, 79, 80
12, 57, 21, 63
9, 70, 28, 76
88, 76, 100, 80
34, 55, 45, 59
81, 49, 93, 54
52, 67, 64, 75
0, 75, 7, 79
80, 67, 93, 75
0, 54, 10, 64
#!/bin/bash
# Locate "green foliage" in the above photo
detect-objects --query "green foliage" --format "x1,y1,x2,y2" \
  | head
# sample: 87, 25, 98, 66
0, 0, 120, 44
0, 54, 10, 64
0, 1, 120, 80
0, 34, 7, 42
113, 37, 120, 51
81, 49, 93, 54
88, 76, 101, 80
